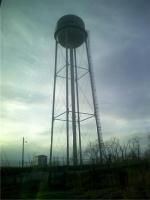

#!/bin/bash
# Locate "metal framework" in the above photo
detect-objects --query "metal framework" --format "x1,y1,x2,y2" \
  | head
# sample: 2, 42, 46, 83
50, 34, 103, 166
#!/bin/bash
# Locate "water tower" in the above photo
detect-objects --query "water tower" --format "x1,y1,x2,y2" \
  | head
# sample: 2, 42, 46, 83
50, 15, 103, 166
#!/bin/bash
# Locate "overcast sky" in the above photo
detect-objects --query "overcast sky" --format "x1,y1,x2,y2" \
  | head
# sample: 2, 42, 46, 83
1, 0, 150, 164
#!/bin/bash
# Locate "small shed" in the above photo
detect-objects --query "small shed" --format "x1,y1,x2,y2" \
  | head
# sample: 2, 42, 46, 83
33, 155, 47, 167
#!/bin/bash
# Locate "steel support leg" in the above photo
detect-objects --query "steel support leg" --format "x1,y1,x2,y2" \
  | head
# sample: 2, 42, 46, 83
50, 41, 58, 166
66, 48, 69, 166
85, 39, 103, 163
74, 49, 82, 165
70, 48, 78, 166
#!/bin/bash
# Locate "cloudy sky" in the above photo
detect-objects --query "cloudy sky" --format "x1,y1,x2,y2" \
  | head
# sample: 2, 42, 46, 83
1, 0, 150, 164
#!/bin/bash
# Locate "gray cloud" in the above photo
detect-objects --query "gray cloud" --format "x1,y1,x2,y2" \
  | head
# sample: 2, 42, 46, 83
1, 82, 49, 105
87, 0, 150, 126
1, 0, 150, 162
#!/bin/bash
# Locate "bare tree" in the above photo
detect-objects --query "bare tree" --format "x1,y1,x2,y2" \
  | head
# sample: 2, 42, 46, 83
143, 134, 150, 160
84, 141, 100, 164
103, 137, 122, 163
128, 137, 141, 160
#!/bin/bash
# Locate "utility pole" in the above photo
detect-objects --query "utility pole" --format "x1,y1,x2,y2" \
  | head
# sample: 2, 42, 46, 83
22, 137, 24, 167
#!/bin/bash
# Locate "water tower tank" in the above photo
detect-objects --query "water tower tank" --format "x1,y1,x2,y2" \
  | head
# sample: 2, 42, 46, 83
54, 15, 87, 48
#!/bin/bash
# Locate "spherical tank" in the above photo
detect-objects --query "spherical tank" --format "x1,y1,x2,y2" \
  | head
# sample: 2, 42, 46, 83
54, 15, 87, 48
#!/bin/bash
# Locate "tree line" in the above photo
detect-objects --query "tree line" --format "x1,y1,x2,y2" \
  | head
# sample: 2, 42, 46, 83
84, 135, 150, 165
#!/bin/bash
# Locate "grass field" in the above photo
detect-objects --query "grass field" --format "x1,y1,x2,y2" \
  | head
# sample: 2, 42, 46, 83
1, 161, 150, 199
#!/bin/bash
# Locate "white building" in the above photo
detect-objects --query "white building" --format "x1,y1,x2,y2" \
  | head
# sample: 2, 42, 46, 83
33, 155, 47, 167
